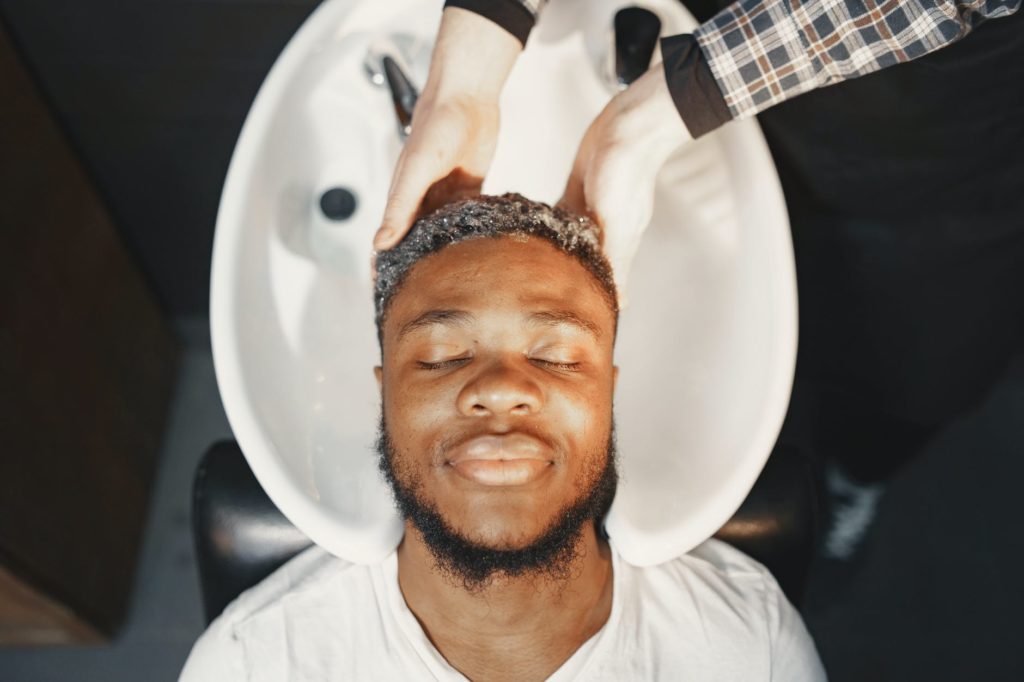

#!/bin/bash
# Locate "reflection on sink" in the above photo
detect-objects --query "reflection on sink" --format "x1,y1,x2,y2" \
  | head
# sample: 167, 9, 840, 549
211, 0, 796, 566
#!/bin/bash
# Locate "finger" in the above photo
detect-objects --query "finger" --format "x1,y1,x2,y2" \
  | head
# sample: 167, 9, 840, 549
376, 147, 450, 250
604, 228, 646, 299
615, 280, 631, 310
558, 171, 587, 218
592, 186, 650, 304
609, 247, 635, 310
558, 143, 593, 216
557, 124, 600, 214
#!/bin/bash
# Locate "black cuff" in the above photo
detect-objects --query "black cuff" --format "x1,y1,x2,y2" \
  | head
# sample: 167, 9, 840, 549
444, 0, 536, 47
659, 34, 732, 138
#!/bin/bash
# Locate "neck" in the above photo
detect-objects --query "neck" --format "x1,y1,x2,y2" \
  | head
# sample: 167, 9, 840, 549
396, 522, 614, 681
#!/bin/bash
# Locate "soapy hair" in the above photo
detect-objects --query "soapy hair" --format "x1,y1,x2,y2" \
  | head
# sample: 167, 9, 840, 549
374, 193, 618, 346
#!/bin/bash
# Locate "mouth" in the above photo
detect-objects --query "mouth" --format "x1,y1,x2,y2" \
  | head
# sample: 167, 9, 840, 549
445, 433, 554, 486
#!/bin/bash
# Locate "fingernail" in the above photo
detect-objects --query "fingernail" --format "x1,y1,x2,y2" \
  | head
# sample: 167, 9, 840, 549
374, 229, 393, 249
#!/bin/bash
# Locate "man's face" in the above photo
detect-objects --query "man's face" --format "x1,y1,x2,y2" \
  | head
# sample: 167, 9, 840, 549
376, 236, 618, 576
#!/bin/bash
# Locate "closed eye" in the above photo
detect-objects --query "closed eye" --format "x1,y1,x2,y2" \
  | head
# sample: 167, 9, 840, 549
531, 359, 581, 372
417, 357, 581, 372
417, 357, 471, 370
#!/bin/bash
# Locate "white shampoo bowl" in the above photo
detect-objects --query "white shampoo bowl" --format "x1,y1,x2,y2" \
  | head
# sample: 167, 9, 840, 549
211, 0, 796, 567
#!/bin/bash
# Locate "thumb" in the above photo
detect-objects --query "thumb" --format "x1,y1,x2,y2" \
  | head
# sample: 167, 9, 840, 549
376, 147, 451, 250
558, 169, 588, 219
558, 139, 598, 222
597, 186, 654, 308
611, 254, 632, 309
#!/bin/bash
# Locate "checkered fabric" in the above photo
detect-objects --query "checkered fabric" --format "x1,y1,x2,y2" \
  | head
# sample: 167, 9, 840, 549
694, 0, 1021, 119
498, 0, 1017, 120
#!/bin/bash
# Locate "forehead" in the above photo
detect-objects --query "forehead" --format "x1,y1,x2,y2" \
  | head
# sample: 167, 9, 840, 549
383, 236, 614, 339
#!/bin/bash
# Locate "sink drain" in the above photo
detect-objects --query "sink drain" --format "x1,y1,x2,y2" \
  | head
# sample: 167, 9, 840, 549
319, 187, 358, 221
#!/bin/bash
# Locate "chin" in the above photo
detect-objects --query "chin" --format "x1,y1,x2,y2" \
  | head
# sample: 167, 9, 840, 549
445, 505, 555, 551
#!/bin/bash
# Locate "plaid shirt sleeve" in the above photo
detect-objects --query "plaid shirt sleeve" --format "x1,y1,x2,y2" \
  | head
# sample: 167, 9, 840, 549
695, 0, 1022, 120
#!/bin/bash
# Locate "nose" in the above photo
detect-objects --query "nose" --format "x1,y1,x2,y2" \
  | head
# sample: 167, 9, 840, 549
456, 358, 544, 417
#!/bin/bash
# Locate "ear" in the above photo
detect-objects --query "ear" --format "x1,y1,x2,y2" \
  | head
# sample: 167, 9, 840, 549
373, 366, 383, 393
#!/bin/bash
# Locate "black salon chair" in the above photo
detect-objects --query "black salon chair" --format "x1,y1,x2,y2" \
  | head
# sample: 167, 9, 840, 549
193, 440, 819, 624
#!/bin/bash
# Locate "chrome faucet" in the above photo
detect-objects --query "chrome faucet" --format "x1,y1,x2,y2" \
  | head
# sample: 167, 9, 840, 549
364, 37, 422, 140
381, 56, 418, 139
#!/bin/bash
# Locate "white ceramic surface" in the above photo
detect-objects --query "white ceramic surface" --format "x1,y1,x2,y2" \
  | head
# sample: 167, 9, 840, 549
211, 0, 796, 567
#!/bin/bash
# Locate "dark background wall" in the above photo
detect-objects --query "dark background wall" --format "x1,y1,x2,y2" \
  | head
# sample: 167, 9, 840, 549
0, 0, 322, 317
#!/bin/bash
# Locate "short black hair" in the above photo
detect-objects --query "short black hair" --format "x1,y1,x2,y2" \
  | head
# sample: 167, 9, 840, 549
374, 193, 618, 346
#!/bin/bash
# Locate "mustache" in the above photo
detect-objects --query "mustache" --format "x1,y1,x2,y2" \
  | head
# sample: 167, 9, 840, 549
435, 424, 559, 463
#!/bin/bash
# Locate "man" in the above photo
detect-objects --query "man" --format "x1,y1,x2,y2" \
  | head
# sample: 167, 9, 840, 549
180, 194, 825, 680
375, 0, 1023, 563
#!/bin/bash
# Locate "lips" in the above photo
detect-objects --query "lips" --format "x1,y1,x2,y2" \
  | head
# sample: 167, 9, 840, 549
445, 433, 554, 486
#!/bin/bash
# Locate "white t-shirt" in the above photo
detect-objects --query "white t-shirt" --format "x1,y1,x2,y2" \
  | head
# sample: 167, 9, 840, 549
180, 538, 825, 681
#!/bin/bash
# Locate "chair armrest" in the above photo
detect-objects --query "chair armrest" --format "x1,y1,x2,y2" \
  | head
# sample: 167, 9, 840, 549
192, 441, 313, 624
714, 444, 820, 607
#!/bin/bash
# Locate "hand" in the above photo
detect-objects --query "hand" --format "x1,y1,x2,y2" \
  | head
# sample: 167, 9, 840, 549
375, 94, 498, 249
374, 8, 522, 251
559, 65, 691, 303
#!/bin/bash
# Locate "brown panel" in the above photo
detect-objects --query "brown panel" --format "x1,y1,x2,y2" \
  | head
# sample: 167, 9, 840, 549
0, 565, 103, 646
0, 0, 320, 315
0, 18, 179, 643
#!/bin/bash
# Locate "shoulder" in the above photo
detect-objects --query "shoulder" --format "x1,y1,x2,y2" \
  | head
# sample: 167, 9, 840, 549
624, 539, 826, 680
650, 537, 803, 632
178, 546, 370, 681
218, 544, 360, 624
625, 539, 775, 633
684, 536, 787, 587
668, 539, 798, 631
640, 537, 777, 596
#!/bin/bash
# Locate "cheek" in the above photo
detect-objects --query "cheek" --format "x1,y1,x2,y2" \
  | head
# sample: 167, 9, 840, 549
550, 387, 612, 460
383, 373, 456, 458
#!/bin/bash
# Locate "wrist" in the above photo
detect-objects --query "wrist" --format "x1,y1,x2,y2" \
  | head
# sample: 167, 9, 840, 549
611, 65, 689, 147
659, 34, 731, 138
426, 7, 522, 103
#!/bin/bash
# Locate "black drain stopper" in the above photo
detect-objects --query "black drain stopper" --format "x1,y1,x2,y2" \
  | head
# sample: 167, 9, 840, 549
319, 187, 357, 221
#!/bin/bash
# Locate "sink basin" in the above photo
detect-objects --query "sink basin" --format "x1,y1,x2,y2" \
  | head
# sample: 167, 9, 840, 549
211, 0, 796, 567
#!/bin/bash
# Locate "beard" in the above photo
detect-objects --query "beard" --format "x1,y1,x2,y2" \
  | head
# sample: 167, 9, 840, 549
375, 415, 618, 592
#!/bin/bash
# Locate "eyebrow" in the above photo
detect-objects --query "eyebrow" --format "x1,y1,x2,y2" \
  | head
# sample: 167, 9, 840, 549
526, 310, 602, 341
397, 308, 602, 341
397, 309, 474, 341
